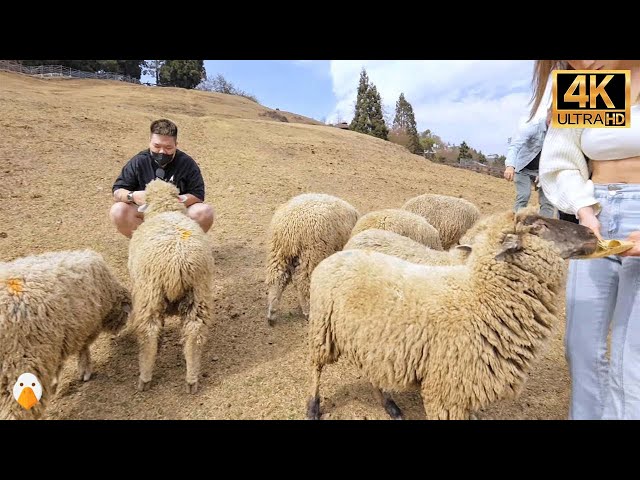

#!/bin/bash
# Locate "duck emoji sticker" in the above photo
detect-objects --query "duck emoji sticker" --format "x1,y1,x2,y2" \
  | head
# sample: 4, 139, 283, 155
13, 373, 42, 410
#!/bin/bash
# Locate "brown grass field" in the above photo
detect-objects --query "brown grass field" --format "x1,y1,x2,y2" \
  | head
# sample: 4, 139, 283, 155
0, 71, 570, 419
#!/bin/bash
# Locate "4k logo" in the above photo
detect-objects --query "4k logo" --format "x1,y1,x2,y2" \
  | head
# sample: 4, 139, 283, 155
552, 70, 630, 128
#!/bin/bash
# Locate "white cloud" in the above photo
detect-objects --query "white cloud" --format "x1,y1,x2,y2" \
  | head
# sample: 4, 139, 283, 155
327, 60, 550, 156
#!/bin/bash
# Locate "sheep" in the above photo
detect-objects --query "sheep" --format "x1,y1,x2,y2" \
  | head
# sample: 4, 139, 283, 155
306, 206, 599, 420
0, 249, 131, 420
350, 209, 443, 250
401, 193, 481, 249
128, 179, 215, 394
266, 193, 359, 325
344, 229, 471, 266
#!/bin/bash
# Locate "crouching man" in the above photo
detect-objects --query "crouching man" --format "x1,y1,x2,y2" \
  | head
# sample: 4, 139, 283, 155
110, 118, 215, 238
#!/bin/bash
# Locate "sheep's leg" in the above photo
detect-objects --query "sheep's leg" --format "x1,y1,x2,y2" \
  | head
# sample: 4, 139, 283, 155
292, 260, 311, 320
138, 322, 161, 392
445, 406, 469, 420
266, 284, 284, 326
373, 388, 403, 420
266, 255, 296, 325
306, 363, 323, 419
296, 282, 310, 320
51, 364, 64, 394
77, 345, 93, 382
181, 291, 211, 394
420, 383, 469, 420
132, 288, 165, 392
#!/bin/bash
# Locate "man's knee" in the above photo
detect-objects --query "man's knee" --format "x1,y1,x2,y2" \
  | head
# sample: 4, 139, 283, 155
188, 203, 215, 232
110, 202, 142, 237
110, 202, 131, 225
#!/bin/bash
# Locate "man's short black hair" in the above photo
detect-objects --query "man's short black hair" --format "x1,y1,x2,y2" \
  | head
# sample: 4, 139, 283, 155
150, 119, 178, 138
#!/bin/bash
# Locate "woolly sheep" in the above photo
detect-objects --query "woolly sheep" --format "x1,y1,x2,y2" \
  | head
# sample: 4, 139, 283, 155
306, 206, 598, 420
344, 228, 471, 266
350, 209, 443, 250
458, 210, 505, 246
0, 249, 131, 420
401, 193, 481, 249
266, 193, 359, 325
128, 179, 215, 394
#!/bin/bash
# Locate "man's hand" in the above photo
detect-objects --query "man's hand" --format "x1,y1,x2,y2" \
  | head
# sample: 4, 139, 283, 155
619, 230, 640, 257
132, 191, 145, 206
577, 206, 602, 240
504, 166, 515, 182
178, 194, 202, 207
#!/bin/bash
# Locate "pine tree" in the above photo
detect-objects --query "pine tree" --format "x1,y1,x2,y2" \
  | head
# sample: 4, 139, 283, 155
458, 141, 471, 161
392, 93, 421, 154
349, 68, 388, 140
350, 69, 370, 133
158, 60, 206, 89
367, 85, 389, 140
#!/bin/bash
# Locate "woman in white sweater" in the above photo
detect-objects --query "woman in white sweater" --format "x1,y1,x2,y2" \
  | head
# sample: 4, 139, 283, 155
534, 60, 640, 420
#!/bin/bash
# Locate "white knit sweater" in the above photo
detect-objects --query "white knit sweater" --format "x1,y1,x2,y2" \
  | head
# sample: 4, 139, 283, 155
539, 103, 640, 216
538, 127, 598, 217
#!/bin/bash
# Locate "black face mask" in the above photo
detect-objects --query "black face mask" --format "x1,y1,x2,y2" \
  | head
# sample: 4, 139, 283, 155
150, 151, 175, 168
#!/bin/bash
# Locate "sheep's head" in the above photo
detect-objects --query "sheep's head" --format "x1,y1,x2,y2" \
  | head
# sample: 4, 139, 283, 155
138, 179, 187, 217
494, 206, 598, 261
103, 283, 132, 333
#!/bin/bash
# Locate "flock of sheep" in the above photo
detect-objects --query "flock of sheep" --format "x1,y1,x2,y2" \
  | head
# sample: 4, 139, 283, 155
265, 191, 598, 420
0, 180, 599, 420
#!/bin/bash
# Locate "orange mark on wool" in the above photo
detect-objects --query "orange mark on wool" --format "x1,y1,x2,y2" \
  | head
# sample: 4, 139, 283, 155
176, 227, 192, 240
5, 278, 24, 295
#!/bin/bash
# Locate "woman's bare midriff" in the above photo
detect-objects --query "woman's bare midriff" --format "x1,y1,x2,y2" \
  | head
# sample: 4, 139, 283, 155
590, 156, 640, 184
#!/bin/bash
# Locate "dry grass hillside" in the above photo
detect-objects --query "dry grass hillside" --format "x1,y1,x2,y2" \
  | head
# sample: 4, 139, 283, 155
0, 71, 570, 420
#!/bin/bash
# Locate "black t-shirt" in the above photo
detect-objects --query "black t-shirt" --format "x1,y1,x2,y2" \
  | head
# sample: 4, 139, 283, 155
524, 151, 541, 171
112, 149, 205, 201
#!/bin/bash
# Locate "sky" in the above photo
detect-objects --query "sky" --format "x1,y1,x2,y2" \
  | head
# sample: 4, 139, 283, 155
151, 60, 553, 157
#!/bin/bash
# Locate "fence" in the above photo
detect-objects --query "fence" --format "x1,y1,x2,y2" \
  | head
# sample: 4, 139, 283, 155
452, 162, 504, 179
0, 61, 140, 84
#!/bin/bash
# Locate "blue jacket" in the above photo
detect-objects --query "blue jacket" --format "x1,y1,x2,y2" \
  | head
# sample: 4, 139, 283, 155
505, 116, 548, 172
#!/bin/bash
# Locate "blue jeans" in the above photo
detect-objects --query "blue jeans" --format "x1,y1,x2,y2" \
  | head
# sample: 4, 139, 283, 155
565, 183, 640, 419
514, 169, 557, 218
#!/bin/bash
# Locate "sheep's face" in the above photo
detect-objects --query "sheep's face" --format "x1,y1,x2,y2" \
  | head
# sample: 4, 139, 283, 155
495, 211, 599, 260
138, 179, 186, 217
103, 286, 132, 333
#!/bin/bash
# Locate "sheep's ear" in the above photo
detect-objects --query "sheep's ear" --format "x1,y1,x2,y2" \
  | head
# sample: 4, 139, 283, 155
525, 217, 550, 235
454, 244, 473, 258
494, 233, 522, 261
137, 204, 148, 213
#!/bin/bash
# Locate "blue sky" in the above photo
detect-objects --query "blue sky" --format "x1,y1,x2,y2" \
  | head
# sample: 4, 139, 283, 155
203, 60, 335, 122
147, 60, 553, 157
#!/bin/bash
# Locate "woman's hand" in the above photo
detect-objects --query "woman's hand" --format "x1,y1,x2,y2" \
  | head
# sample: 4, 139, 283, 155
504, 166, 515, 181
577, 206, 602, 240
619, 231, 640, 257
